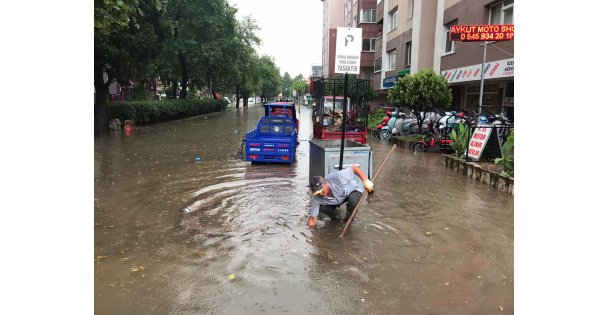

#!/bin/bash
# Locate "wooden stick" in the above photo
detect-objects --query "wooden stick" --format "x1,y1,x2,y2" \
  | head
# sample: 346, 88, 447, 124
340, 144, 397, 237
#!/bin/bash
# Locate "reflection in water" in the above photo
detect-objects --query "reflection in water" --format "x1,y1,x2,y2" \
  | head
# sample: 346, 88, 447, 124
95, 104, 513, 314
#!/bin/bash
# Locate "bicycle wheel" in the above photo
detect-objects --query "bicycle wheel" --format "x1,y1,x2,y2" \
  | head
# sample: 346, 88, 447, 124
412, 142, 428, 152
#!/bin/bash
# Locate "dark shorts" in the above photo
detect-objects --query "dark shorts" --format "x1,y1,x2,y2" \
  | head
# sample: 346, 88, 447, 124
319, 190, 363, 220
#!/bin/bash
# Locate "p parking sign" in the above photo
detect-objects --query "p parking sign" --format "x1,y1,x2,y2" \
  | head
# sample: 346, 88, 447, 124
334, 27, 362, 74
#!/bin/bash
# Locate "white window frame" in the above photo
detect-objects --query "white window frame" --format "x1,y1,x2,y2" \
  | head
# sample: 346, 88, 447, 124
490, 0, 514, 24
389, 11, 398, 31
405, 41, 412, 66
362, 38, 377, 52
374, 56, 382, 72
444, 22, 456, 55
409, 0, 414, 19
387, 50, 396, 71
360, 9, 377, 23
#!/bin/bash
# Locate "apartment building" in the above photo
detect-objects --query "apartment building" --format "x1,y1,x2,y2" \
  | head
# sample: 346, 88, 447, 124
372, 0, 514, 118
321, 0, 380, 81
438, 0, 514, 119
321, 0, 344, 77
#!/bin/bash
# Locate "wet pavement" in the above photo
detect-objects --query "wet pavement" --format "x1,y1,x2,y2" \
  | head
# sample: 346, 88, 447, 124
94, 104, 513, 314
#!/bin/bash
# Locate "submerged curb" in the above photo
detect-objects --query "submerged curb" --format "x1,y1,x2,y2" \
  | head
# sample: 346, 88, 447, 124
441, 155, 514, 195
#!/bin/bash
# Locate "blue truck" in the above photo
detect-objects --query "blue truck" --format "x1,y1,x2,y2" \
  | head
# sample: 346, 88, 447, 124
244, 102, 298, 164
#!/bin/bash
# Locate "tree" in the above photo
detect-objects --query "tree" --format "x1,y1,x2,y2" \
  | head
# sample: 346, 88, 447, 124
258, 55, 282, 102
94, 0, 162, 134
282, 72, 292, 98
221, 15, 261, 108
159, 0, 239, 100
291, 79, 308, 104
387, 68, 452, 133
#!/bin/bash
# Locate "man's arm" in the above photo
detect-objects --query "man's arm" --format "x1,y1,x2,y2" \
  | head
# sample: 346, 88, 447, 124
307, 201, 321, 228
351, 165, 368, 182
351, 165, 374, 192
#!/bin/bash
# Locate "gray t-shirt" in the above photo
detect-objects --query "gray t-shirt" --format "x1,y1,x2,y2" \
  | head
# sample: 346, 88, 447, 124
310, 167, 363, 217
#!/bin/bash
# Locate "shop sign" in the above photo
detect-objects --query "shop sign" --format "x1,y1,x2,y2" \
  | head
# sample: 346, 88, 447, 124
383, 76, 398, 89
450, 24, 514, 42
441, 58, 513, 84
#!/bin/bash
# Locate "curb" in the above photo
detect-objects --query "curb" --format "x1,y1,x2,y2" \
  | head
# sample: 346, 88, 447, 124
441, 155, 514, 195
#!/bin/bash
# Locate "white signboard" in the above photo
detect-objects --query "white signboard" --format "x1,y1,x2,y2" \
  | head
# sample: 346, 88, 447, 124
441, 58, 514, 83
467, 126, 493, 160
334, 27, 362, 74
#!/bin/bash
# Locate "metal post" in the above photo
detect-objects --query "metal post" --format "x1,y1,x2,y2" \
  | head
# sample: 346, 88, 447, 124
332, 79, 336, 124
478, 41, 487, 114
339, 73, 349, 170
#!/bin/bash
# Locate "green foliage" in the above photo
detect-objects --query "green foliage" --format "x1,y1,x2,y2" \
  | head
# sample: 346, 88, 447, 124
387, 68, 452, 133
107, 99, 228, 127
291, 79, 308, 96
495, 130, 514, 177
449, 123, 472, 158
367, 109, 385, 129
282, 73, 293, 97
133, 85, 149, 101
106, 102, 136, 128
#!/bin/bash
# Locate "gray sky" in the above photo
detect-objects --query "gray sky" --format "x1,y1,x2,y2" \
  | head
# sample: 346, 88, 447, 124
228, 0, 323, 78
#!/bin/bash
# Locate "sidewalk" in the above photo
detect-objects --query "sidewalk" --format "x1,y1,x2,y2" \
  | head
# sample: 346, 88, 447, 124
389, 136, 514, 194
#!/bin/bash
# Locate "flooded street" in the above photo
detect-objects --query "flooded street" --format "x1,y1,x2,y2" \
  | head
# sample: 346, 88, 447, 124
94, 104, 513, 314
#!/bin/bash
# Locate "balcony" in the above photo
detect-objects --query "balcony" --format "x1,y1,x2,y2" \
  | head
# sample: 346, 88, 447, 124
376, 0, 384, 24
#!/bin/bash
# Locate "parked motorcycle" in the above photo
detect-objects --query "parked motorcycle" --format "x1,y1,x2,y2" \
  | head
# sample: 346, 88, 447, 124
411, 130, 453, 154
379, 111, 400, 140
374, 112, 392, 138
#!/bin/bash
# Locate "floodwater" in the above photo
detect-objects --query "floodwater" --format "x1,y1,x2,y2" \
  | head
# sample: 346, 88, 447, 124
94, 104, 513, 314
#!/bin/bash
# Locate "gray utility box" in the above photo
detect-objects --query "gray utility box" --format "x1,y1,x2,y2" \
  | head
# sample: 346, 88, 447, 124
309, 139, 373, 185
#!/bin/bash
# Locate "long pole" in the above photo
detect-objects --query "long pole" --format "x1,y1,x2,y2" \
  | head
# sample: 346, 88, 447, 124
340, 144, 397, 237
478, 41, 487, 114
339, 73, 349, 170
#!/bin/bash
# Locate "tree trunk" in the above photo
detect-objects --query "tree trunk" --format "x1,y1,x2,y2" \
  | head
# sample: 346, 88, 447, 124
172, 79, 178, 99
153, 77, 157, 100
179, 53, 188, 99
208, 71, 213, 99
235, 85, 240, 108
94, 65, 110, 135
415, 110, 424, 134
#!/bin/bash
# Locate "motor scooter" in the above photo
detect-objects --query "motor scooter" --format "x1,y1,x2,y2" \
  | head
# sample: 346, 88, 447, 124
379, 111, 400, 140
374, 112, 391, 138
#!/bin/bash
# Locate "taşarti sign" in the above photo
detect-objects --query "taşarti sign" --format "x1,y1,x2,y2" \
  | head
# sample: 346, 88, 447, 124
450, 24, 514, 42
334, 27, 362, 74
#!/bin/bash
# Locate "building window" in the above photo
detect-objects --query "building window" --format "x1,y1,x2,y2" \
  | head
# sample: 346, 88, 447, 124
361, 9, 377, 23
389, 11, 398, 31
374, 56, 382, 72
409, 0, 414, 19
362, 38, 377, 52
387, 50, 396, 71
490, 0, 513, 24
405, 41, 412, 66
444, 21, 456, 54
